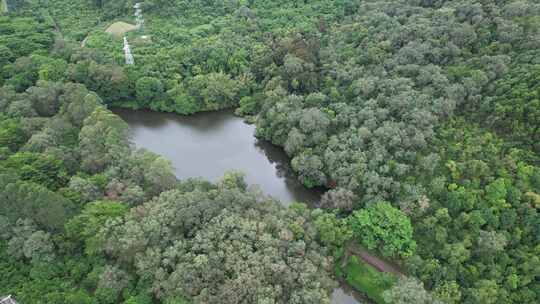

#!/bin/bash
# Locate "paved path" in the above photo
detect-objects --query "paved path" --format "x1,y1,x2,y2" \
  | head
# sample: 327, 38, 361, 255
346, 243, 405, 277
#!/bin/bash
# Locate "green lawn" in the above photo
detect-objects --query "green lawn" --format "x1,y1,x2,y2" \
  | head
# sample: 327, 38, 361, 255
337, 256, 397, 304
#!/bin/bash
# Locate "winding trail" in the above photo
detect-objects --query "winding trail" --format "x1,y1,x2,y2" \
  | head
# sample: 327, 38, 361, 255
345, 243, 405, 277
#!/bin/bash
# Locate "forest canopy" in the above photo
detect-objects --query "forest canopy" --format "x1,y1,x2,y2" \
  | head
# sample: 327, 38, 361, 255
1, 0, 539, 303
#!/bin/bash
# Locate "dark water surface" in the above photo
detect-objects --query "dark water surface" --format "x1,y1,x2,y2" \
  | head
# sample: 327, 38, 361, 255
113, 108, 363, 304
113, 108, 323, 205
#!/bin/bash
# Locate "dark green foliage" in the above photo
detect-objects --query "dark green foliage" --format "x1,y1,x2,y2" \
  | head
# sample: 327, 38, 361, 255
0, 16, 54, 72
1, 0, 540, 303
407, 122, 540, 304
483, 65, 540, 152
2, 152, 69, 190
101, 179, 336, 303
0, 116, 27, 154
135, 76, 163, 105
0, 173, 71, 232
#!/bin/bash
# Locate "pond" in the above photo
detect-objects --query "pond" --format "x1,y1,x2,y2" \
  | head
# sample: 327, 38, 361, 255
113, 108, 364, 304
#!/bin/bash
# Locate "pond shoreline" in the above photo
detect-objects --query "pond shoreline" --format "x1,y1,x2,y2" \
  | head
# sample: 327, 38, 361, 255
112, 107, 367, 304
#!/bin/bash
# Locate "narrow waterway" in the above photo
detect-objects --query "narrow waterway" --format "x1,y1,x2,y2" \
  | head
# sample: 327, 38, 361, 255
113, 108, 364, 304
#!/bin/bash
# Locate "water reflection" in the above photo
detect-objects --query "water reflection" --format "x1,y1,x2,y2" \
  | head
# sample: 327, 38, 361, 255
112, 108, 360, 304
113, 108, 321, 205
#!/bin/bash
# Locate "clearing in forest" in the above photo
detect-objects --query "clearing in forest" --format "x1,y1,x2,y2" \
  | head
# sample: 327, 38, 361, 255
105, 21, 138, 37
347, 244, 404, 277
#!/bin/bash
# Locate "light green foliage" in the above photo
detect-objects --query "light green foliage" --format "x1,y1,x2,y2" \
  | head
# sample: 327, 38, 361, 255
433, 281, 462, 304
3, 151, 69, 190
487, 65, 540, 152
313, 210, 353, 248
349, 202, 416, 258
79, 107, 129, 173
218, 170, 247, 190
338, 256, 396, 304
0, 16, 54, 73
382, 277, 441, 304
410, 123, 540, 303
65, 201, 128, 256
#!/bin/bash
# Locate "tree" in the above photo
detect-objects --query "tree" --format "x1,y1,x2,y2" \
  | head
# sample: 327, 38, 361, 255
284, 127, 306, 156
382, 277, 442, 304
101, 180, 336, 303
96, 265, 131, 304
79, 107, 129, 173
188, 72, 240, 110
0, 117, 27, 153
291, 152, 327, 188
136, 77, 164, 106
476, 230, 507, 254
349, 202, 416, 258
313, 209, 353, 247
434, 281, 462, 304
66, 201, 128, 256
5, 219, 55, 262
320, 188, 356, 211
26, 81, 63, 117
68, 176, 102, 203
0, 174, 71, 232
22, 230, 55, 262
60, 83, 103, 128
468, 280, 500, 304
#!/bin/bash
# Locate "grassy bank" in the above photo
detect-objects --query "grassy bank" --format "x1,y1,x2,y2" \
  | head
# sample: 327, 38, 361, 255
337, 256, 397, 304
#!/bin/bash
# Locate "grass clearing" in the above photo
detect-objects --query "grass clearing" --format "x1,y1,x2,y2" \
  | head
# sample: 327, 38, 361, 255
105, 21, 138, 37
337, 256, 397, 304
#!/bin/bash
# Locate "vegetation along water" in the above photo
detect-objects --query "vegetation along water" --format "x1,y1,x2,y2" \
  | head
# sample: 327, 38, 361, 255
0, 1, 539, 304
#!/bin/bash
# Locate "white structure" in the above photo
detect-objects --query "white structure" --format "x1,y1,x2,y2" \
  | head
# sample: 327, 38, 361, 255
0, 295, 18, 304
121, 3, 144, 65
123, 36, 135, 65
134, 3, 144, 30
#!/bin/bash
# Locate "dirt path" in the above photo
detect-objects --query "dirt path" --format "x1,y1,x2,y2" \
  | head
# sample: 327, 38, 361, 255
346, 243, 405, 277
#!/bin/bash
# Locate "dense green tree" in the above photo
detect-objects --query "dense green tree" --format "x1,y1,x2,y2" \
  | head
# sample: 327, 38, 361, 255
0, 174, 72, 232
65, 201, 128, 256
349, 202, 416, 258
101, 178, 336, 303
136, 77, 164, 106
79, 107, 129, 173
382, 277, 441, 304
2, 151, 69, 190
2, 0, 540, 303
0, 116, 27, 154
312, 210, 353, 248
